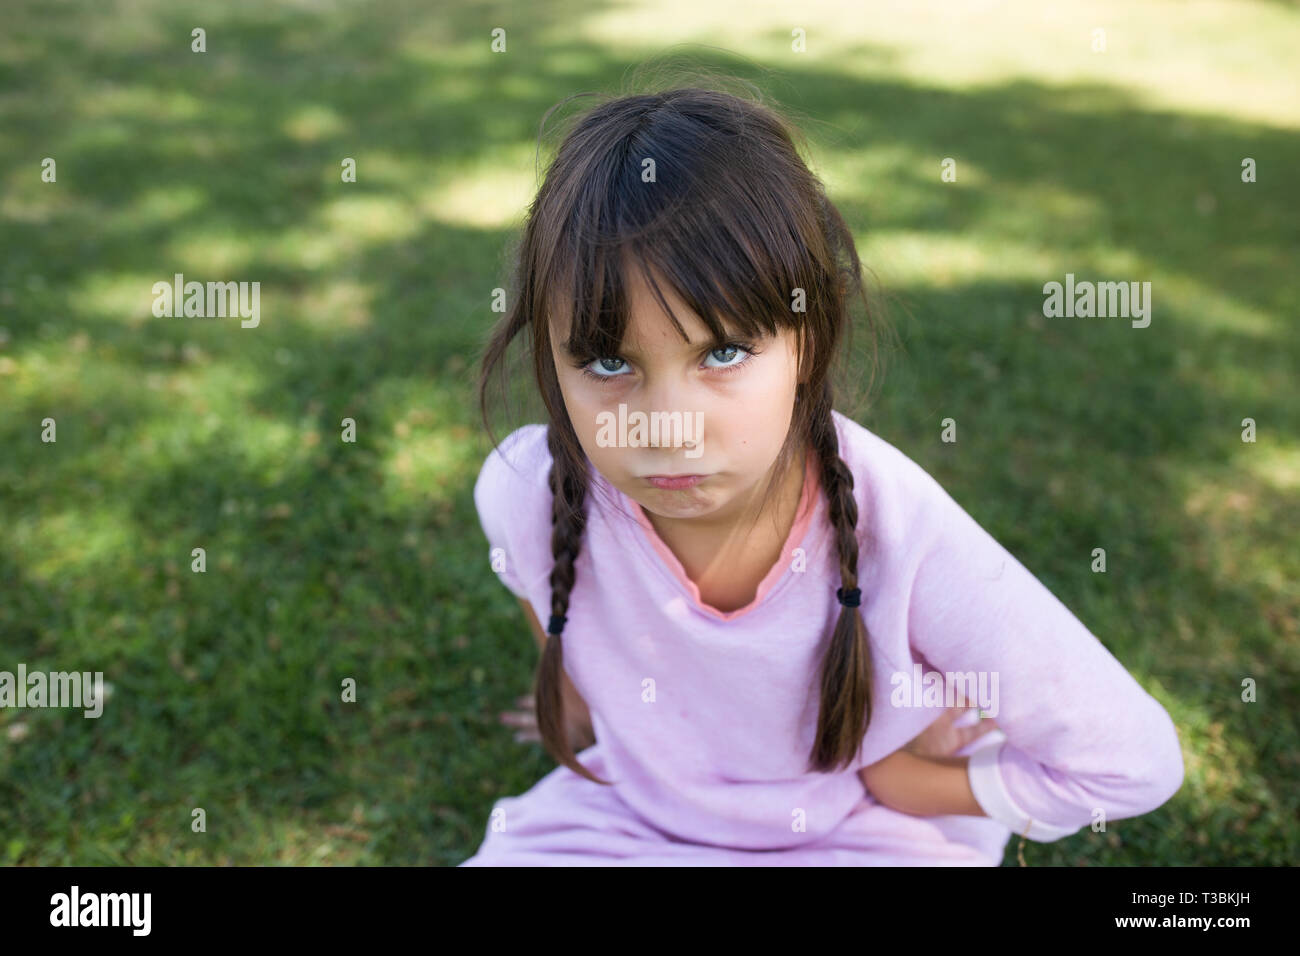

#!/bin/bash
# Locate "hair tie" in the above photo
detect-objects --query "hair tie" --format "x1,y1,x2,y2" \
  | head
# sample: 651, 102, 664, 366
836, 587, 861, 608
547, 614, 567, 635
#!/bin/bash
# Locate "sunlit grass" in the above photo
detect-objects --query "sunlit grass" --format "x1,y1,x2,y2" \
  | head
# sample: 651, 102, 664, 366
12, 505, 140, 583
418, 160, 535, 229
580, 0, 1300, 126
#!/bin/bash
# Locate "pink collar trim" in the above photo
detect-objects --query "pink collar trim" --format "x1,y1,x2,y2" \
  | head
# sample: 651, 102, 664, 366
627, 453, 821, 621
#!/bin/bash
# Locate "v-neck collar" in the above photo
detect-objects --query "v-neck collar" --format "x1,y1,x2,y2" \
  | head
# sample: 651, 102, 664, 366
602, 452, 822, 622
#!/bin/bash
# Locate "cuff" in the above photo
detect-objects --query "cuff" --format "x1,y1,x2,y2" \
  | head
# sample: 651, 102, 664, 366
967, 734, 1082, 842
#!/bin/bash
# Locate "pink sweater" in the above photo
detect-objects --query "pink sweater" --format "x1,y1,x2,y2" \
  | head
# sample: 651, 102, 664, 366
460, 409, 1184, 865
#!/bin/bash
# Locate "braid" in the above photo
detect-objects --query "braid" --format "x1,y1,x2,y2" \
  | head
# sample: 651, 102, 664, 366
535, 425, 611, 785
805, 381, 874, 773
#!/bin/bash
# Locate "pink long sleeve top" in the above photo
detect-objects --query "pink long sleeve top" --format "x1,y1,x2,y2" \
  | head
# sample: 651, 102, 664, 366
459, 409, 1184, 865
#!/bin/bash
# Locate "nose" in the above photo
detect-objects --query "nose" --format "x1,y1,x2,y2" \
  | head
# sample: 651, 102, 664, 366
639, 387, 702, 450
624, 376, 707, 463
639, 381, 685, 448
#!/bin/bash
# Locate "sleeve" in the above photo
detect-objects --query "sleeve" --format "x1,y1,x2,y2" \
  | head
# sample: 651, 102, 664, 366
903, 468, 1185, 842
472, 429, 545, 601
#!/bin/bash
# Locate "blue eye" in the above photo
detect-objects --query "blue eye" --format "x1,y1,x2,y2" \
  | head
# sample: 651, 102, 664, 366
580, 357, 630, 380
703, 343, 747, 369
575, 342, 761, 385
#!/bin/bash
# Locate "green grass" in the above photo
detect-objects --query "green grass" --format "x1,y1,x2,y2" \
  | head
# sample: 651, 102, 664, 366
0, 0, 1296, 865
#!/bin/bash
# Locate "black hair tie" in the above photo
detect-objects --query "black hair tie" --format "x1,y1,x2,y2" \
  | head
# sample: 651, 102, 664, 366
547, 614, 567, 635
836, 587, 861, 608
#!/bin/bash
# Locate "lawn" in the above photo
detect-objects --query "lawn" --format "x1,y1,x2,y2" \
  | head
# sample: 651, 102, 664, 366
0, 0, 1296, 865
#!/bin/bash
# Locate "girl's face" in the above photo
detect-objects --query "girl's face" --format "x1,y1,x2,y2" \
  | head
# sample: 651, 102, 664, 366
549, 264, 803, 527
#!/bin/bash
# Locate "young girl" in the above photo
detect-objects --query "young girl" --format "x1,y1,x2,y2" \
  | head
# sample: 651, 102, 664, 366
459, 84, 1184, 866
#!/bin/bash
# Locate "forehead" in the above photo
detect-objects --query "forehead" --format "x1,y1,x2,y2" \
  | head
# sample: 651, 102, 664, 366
622, 269, 720, 346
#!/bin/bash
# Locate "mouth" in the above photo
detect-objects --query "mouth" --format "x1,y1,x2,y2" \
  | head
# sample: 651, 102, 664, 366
643, 474, 708, 490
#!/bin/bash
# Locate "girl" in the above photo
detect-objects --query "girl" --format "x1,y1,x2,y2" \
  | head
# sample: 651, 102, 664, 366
460, 83, 1183, 866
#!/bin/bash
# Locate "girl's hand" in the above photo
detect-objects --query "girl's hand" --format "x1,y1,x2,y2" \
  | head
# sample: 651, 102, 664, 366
903, 706, 1000, 759
498, 694, 595, 752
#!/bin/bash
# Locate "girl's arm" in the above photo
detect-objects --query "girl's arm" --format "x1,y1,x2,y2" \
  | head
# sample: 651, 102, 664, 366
860, 751, 985, 817
899, 465, 1184, 842
476, 431, 595, 751
858, 709, 997, 819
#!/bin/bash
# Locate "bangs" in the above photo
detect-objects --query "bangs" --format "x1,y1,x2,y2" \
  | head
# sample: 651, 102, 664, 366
543, 172, 812, 365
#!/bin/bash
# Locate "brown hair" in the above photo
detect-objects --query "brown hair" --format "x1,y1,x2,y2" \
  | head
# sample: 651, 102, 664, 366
477, 71, 894, 785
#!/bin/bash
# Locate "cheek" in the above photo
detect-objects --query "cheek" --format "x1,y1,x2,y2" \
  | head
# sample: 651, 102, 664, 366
556, 373, 592, 427
713, 386, 790, 448
730, 365, 795, 445
739, 361, 796, 413
562, 388, 614, 459
567, 401, 599, 447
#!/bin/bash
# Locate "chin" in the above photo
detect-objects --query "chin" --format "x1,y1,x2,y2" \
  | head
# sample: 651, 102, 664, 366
636, 486, 719, 517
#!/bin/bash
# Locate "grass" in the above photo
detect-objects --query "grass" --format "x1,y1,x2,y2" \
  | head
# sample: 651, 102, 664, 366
0, 0, 1296, 865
